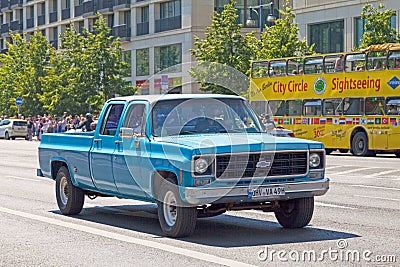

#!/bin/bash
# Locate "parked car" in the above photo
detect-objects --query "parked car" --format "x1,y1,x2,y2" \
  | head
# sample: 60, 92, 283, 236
0, 119, 28, 140
263, 119, 295, 137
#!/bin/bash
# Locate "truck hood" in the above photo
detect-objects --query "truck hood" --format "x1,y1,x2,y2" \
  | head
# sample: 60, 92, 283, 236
154, 133, 322, 155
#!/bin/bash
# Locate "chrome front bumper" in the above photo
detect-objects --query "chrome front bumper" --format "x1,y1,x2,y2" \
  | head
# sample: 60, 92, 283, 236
184, 178, 330, 205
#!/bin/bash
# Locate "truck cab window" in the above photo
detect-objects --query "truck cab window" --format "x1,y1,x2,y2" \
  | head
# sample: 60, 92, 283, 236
100, 104, 124, 136
123, 104, 145, 135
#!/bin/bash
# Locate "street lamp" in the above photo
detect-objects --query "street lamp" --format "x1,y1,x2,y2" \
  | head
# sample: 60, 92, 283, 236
246, 1, 276, 36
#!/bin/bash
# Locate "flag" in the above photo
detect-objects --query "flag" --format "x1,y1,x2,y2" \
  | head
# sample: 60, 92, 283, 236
284, 118, 290, 125
313, 118, 320, 124
382, 118, 388, 124
327, 118, 333, 124
295, 118, 302, 124
339, 118, 346, 124
333, 118, 339, 125
353, 118, 360, 124
308, 118, 313, 125
390, 118, 397, 126
273, 118, 278, 123
360, 118, 367, 125
375, 118, 381, 125
278, 118, 284, 124
367, 118, 375, 124
346, 118, 353, 125
320, 118, 326, 124
302, 118, 307, 124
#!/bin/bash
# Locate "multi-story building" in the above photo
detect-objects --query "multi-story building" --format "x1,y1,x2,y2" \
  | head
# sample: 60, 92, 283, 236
0, 0, 399, 94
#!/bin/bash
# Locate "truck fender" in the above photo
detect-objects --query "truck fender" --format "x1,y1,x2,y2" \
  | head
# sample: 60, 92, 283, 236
50, 157, 79, 187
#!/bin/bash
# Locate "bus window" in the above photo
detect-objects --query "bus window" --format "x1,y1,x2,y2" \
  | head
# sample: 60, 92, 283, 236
251, 100, 268, 117
386, 97, 400, 115
286, 100, 302, 116
304, 56, 323, 74
287, 58, 303, 75
269, 60, 286, 76
303, 99, 322, 116
345, 53, 366, 72
365, 97, 385, 115
252, 61, 269, 78
387, 50, 400, 69
324, 55, 342, 73
268, 100, 286, 116
323, 98, 343, 116
367, 51, 387, 70
343, 98, 364, 115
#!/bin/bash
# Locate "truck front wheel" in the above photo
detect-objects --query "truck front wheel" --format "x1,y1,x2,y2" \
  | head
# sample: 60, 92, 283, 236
55, 166, 84, 215
157, 178, 197, 237
274, 197, 314, 228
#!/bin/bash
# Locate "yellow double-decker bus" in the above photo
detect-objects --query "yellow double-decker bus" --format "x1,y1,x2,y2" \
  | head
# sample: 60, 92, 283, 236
250, 44, 400, 157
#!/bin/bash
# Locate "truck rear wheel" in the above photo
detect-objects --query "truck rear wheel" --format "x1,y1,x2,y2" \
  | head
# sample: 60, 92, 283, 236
275, 197, 314, 228
55, 166, 84, 215
157, 178, 197, 237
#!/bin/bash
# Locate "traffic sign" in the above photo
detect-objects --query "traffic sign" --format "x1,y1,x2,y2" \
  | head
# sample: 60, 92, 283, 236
15, 97, 23, 106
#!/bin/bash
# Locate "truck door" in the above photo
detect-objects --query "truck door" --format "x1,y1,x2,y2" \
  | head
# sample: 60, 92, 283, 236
113, 102, 148, 198
90, 102, 125, 193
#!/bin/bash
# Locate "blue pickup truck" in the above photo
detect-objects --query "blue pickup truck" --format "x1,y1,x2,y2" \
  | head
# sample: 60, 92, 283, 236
38, 94, 329, 237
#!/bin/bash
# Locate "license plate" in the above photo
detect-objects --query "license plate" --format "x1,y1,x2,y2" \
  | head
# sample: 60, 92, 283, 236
248, 186, 285, 198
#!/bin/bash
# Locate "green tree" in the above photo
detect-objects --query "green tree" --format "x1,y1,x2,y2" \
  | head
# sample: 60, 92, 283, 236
190, 1, 257, 95
359, 3, 400, 48
0, 32, 55, 117
258, 0, 314, 59
40, 15, 135, 115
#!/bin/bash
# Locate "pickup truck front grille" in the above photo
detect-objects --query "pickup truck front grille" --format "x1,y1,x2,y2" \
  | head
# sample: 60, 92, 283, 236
215, 151, 308, 179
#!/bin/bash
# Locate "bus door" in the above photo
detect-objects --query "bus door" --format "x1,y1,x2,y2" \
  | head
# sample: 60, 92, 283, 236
365, 97, 386, 150
385, 98, 400, 150
322, 98, 342, 148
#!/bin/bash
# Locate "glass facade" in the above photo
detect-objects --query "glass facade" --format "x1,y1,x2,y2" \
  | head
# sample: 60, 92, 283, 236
160, 0, 181, 19
136, 48, 149, 76
154, 44, 182, 73
354, 16, 397, 48
309, 20, 344, 53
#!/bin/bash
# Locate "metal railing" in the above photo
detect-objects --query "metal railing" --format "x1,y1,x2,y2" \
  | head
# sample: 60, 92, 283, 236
155, 16, 181, 33
136, 21, 149, 36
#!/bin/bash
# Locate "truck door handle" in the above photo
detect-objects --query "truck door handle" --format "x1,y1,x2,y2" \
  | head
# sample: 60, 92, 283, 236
94, 139, 102, 143
115, 140, 123, 145
94, 139, 102, 149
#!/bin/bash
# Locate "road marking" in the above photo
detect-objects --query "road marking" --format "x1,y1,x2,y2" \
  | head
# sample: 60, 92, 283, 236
5, 175, 42, 182
365, 169, 399, 178
354, 195, 400, 202
377, 177, 400, 181
350, 184, 400, 191
325, 166, 342, 170
0, 206, 256, 267
332, 167, 379, 176
315, 202, 357, 210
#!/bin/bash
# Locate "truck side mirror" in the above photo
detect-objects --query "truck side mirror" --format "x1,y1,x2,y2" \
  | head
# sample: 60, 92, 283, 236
120, 127, 134, 138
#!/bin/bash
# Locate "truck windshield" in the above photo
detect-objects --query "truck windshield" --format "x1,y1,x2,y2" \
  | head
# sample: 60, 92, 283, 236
152, 98, 262, 137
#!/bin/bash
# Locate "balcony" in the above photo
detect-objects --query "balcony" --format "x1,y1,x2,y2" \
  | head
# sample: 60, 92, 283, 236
97, 0, 113, 14
113, 0, 130, 11
62, 8, 70, 20
26, 17, 34, 28
1, 23, 9, 34
83, 0, 95, 16
1, 0, 9, 12
10, 20, 22, 32
38, 14, 45, 26
50, 11, 58, 23
75, 4, 83, 16
155, 16, 181, 33
50, 40, 58, 49
10, 0, 22, 8
136, 21, 148, 36
112, 24, 131, 41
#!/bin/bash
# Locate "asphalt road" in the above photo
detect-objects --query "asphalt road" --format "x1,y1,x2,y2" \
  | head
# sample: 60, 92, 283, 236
0, 139, 398, 266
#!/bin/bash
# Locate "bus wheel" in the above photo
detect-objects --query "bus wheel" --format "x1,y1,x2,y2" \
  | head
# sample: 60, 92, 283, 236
351, 132, 372, 156
325, 149, 333, 155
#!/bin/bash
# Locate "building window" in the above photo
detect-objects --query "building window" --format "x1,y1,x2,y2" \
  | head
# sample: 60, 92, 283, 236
136, 48, 149, 76
154, 44, 182, 73
141, 6, 149, 23
309, 20, 344, 53
122, 50, 132, 77
354, 16, 397, 48
214, 0, 278, 27
160, 0, 181, 19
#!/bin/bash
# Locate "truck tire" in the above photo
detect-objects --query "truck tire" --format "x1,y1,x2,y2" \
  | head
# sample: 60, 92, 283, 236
5, 132, 10, 140
275, 197, 314, 228
55, 166, 84, 215
157, 177, 197, 237
351, 132, 373, 156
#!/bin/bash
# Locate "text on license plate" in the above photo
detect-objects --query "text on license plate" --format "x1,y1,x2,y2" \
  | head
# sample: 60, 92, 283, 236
248, 186, 285, 198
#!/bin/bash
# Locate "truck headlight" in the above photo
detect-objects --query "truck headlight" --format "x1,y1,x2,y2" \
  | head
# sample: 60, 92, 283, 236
309, 153, 321, 168
195, 158, 209, 174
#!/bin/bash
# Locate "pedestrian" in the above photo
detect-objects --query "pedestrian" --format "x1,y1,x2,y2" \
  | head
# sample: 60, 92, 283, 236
27, 115, 34, 141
